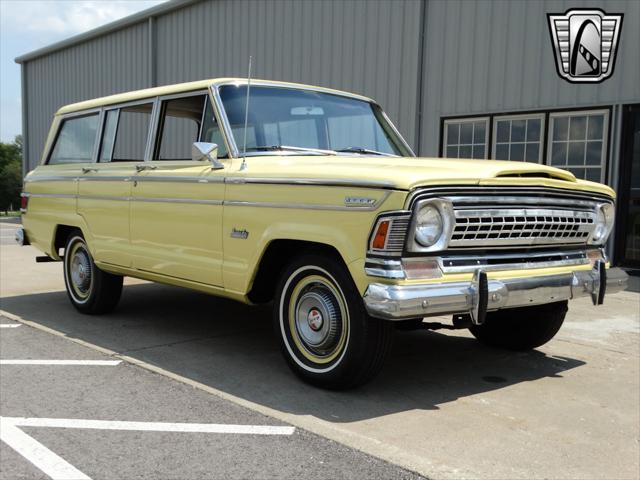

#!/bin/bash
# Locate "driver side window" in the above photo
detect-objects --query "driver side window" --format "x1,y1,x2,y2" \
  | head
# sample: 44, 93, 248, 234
154, 94, 228, 160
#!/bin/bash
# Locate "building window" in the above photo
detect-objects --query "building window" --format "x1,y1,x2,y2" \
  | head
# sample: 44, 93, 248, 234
548, 110, 608, 183
493, 114, 544, 163
443, 117, 488, 159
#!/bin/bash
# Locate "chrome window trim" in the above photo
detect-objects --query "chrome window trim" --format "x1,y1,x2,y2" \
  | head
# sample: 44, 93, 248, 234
45, 109, 103, 166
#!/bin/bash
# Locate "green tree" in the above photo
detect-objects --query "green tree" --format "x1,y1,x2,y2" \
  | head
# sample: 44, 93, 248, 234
0, 136, 23, 213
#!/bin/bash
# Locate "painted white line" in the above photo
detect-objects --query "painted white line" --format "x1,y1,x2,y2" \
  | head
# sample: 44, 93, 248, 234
0, 417, 90, 480
1, 416, 294, 480
0, 324, 21, 328
9, 417, 296, 435
0, 360, 121, 366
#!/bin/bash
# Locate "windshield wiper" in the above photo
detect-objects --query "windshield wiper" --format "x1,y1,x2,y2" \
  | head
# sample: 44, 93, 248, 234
335, 147, 396, 157
245, 145, 337, 155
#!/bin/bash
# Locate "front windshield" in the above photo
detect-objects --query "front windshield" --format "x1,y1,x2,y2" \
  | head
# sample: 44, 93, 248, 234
218, 85, 409, 156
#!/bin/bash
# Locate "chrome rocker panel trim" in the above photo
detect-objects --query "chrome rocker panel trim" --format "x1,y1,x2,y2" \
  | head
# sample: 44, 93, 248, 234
363, 265, 629, 321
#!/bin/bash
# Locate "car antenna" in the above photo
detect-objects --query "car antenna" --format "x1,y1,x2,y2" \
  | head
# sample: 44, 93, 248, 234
240, 55, 252, 171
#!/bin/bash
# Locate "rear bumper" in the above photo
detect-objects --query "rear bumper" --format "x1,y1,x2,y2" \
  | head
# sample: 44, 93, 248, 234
363, 264, 629, 321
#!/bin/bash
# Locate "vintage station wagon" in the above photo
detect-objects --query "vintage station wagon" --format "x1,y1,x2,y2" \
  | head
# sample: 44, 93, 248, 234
18, 78, 628, 388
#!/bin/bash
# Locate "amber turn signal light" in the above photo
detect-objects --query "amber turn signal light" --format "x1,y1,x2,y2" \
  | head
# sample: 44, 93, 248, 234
372, 220, 390, 249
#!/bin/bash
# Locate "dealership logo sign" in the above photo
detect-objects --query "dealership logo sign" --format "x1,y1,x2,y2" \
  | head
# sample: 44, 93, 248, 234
547, 9, 623, 83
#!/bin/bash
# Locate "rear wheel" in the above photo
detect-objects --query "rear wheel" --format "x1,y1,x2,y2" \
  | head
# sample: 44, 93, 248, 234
274, 253, 393, 389
469, 301, 568, 350
63, 232, 123, 314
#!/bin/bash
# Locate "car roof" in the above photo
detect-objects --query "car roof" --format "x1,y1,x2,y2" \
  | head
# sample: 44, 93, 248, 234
55, 78, 374, 115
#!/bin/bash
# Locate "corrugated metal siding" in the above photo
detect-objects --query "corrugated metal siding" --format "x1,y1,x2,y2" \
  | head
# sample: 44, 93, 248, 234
419, 0, 640, 155
23, 22, 150, 170
20, 0, 640, 172
154, 0, 422, 151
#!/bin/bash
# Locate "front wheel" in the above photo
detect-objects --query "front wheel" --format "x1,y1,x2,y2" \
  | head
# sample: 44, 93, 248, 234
469, 301, 568, 350
274, 253, 393, 390
63, 232, 123, 314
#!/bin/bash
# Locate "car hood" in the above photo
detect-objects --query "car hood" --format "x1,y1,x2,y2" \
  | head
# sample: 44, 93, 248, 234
235, 156, 616, 198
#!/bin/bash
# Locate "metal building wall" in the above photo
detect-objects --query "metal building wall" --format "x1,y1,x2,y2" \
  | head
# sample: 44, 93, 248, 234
22, 22, 151, 171
418, 0, 640, 155
19, 0, 422, 172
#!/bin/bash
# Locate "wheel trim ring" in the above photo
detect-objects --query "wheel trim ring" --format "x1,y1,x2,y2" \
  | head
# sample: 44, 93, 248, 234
65, 238, 93, 304
287, 273, 349, 365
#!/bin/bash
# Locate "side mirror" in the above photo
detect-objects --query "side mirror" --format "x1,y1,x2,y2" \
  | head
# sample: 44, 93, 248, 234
192, 142, 223, 170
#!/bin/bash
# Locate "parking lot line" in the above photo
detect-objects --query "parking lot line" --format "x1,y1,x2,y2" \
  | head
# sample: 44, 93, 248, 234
0, 360, 122, 365
0, 417, 90, 480
1, 416, 295, 480
0, 323, 21, 328
7, 416, 296, 435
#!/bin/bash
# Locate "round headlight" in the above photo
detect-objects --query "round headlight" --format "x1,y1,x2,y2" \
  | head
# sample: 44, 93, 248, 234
415, 205, 443, 246
590, 203, 615, 244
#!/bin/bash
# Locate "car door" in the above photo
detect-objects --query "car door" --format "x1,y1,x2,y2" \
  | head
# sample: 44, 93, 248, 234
130, 92, 227, 286
77, 100, 155, 268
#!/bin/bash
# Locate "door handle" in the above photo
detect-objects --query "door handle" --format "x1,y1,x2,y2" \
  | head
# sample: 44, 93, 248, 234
135, 164, 157, 173
82, 167, 98, 174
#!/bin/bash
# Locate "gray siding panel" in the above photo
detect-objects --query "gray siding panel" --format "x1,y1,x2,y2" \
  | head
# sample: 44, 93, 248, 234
20, 0, 639, 172
420, 0, 640, 156
153, 0, 422, 149
23, 22, 150, 170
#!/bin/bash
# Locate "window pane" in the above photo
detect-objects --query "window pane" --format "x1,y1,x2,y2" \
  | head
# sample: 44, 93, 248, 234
553, 117, 569, 141
460, 123, 473, 144
525, 143, 539, 162
200, 98, 228, 158
511, 120, 525, 142
496, 121, 510, 143
49, 114, 99, 165
586, 141, 603, 165
510, 142, 525, 161
495, 144, 509, 160
281, 119, 319, 148
459, 145, 472, 158
585, 168, 602, 182
569, 116, 587, 141
99, 111, 118, 162
551, 142, 567, 165
495, 143, 509, 160
587, 115, 604, 140
526, 119, 541, 142
446, 123, 459, 145
472, 144, 485, 159
446, 145, 458, 158
156, 95, 205, 160
112, 103, 153, 162
473, 121, 486, 144
568, 142, 586, 165
568, 167, 586, 179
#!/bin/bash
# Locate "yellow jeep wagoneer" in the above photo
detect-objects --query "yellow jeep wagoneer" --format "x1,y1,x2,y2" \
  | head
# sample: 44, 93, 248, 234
18, 78, 628, 388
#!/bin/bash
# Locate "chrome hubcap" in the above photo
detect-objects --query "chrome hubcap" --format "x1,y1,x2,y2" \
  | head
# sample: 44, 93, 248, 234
70, 245, 92, 297
295, 287, 341, 354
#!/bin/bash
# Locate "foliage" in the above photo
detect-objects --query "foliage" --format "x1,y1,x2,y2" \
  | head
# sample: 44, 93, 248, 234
0, 136, 23, 212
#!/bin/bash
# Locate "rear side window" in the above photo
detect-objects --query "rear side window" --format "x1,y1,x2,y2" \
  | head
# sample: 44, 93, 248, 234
48, 114, 99, 164
100, 103, 153, 162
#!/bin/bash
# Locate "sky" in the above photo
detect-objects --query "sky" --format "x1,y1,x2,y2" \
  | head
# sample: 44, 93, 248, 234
0, 0, 167, 143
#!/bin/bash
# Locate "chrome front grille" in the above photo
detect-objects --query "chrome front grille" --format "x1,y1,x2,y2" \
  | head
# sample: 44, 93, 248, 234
450, 208, 596, 247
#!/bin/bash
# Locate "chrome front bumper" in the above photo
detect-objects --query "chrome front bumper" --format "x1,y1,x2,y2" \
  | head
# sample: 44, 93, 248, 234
363, 263, 629, 321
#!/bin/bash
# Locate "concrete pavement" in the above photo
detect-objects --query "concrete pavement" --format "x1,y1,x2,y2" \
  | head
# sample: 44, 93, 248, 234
1, 240, 639, 479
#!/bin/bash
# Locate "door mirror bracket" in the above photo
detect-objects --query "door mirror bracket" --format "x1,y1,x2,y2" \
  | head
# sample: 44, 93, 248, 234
192, 142, 223, 170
